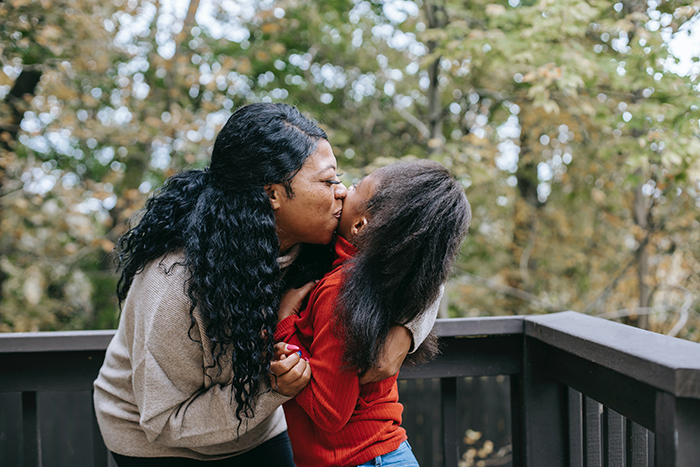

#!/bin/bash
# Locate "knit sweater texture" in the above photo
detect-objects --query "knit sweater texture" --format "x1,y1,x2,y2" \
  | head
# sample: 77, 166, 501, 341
275, 236, 418, 467
93, 252, 289, 459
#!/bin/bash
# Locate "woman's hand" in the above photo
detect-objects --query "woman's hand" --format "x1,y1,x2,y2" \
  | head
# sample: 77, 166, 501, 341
278, 281, 317, 322
359, 325, 412, 385
269, 342, 311, 397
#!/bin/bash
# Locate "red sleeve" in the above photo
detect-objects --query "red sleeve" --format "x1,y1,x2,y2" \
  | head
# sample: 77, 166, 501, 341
293, 283, 360, 433
274, 315, 298, 343
274, 315, 310, 359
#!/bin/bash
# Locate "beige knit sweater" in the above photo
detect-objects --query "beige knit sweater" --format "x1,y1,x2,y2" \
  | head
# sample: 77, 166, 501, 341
93, 249, 438, 459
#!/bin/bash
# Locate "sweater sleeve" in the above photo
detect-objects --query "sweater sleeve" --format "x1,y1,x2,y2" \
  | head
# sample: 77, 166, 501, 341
404, 284, 443, 352
124, 261, 289, 452
291, 284, 360, 433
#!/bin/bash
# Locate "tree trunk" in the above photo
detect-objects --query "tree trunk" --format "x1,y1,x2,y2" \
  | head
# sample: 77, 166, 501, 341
633, 182, 651, 329
509, 126, 542, 296
423, 0, 446, 154
0, 68, 43, 299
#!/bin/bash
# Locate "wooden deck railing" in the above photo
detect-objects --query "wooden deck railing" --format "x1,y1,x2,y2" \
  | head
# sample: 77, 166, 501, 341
1, 311, 699, 466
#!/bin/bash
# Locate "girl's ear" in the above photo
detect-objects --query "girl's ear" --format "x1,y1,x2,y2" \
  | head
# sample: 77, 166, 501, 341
265, 184, 282, 210
351, 216, 369, 237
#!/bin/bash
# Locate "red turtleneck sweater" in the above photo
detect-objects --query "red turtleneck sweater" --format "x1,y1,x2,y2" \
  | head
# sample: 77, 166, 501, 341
274, 236, 406, 467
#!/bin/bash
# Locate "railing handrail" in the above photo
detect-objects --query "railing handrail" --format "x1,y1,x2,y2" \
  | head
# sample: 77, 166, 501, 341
0, 329, 116, 353
526, 311, 700, 398
1, 311, 699, 398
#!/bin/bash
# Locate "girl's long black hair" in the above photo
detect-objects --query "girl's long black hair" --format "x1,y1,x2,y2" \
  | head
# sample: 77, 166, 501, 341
336, 160, 472, 373
115, 103, 328, 422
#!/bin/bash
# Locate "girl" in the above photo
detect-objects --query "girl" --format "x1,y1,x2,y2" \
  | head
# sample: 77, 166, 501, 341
275, 159, 472, 467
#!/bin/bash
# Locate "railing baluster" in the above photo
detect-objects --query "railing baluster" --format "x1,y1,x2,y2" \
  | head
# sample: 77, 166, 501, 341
655, 392, 700, 467
21, 391, 42, 467
627, 420, 649, 467
583, 396, 602, 467
92, 391, 108, 467
604, 407, 625, 467
568, 388, 583, 467
440, 377, 459, 467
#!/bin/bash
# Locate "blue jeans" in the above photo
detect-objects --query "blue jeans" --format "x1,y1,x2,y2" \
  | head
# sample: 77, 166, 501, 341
356, 440, 419, 466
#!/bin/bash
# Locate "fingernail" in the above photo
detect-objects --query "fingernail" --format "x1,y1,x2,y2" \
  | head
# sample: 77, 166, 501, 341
287, 344, 300, 351
303, 357, 309, 362
297, 350, 303, 357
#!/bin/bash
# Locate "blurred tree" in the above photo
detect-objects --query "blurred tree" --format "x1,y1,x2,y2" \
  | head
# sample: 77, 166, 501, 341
1, 0, 699, 341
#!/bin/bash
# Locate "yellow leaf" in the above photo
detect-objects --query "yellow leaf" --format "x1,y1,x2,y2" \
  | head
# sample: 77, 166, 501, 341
485, 4, 506, 16
237, 58, 252, 74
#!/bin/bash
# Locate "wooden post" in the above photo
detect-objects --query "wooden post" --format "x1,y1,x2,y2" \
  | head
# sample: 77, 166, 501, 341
655, 392, 700, 467
517, 337, 567, 466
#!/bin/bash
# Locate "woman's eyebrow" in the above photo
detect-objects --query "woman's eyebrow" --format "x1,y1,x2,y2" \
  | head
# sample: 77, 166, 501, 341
315, 164, 337, 176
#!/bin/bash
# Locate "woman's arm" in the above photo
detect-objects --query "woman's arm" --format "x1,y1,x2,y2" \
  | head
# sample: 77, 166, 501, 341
124, 263, 302, 452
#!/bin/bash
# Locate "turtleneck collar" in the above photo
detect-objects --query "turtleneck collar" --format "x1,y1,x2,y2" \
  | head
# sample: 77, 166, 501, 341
332, 235, 358, 268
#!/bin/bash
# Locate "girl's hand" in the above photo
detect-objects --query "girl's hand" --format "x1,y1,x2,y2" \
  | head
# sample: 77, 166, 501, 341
278, 281, 317, 322
269, 342, 311, 397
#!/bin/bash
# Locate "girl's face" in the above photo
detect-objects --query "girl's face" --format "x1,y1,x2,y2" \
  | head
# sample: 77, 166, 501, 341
336, 172, 379, 243
268, 139, 347, 251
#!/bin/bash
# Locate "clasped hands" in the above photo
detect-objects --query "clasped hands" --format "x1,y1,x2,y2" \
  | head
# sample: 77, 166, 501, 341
269, 282, 413, 396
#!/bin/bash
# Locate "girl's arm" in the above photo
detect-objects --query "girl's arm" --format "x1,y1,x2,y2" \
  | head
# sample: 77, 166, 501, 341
284, 283, 362, 433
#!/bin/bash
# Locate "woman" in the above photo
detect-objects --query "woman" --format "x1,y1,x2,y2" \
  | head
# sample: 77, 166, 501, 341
93, 103, 434, 466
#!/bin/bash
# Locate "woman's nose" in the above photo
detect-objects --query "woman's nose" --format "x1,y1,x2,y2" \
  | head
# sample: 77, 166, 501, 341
335, 182, 347, 199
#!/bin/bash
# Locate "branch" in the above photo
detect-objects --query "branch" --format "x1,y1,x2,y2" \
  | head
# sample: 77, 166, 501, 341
582, 231, 653, 314
393, 100, 430, 139
595, 286, 697, 337
519, 214, 539, 290
451, 272, 560, 312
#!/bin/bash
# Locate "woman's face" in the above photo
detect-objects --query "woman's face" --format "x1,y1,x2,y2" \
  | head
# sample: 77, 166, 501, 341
268, 139, 347, 251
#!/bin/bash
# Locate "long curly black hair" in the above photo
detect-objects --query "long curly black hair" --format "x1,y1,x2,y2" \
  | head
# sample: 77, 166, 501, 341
115, 103, 328, 422
336, 160, 472, 373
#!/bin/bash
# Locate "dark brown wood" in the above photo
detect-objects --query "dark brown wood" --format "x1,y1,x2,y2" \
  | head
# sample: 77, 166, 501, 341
509, 374, 523, 467
655, 392, 700, 467
440, 378, 458, 467
518, 337, 566, 467
525, 312, 700, 398
532, 342, 657, 431
1, 351, 107, 392
22, 391, 41, 467
401, 335, 522, 379
433, 316, 524, 337
604, 407, 625, 467
584, 396, 602, 467
569, 389, 583, 467
92, 394, 108, 467
627, 420, 650, 467
1, 312, 700, 467
0, 331, 115, 353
